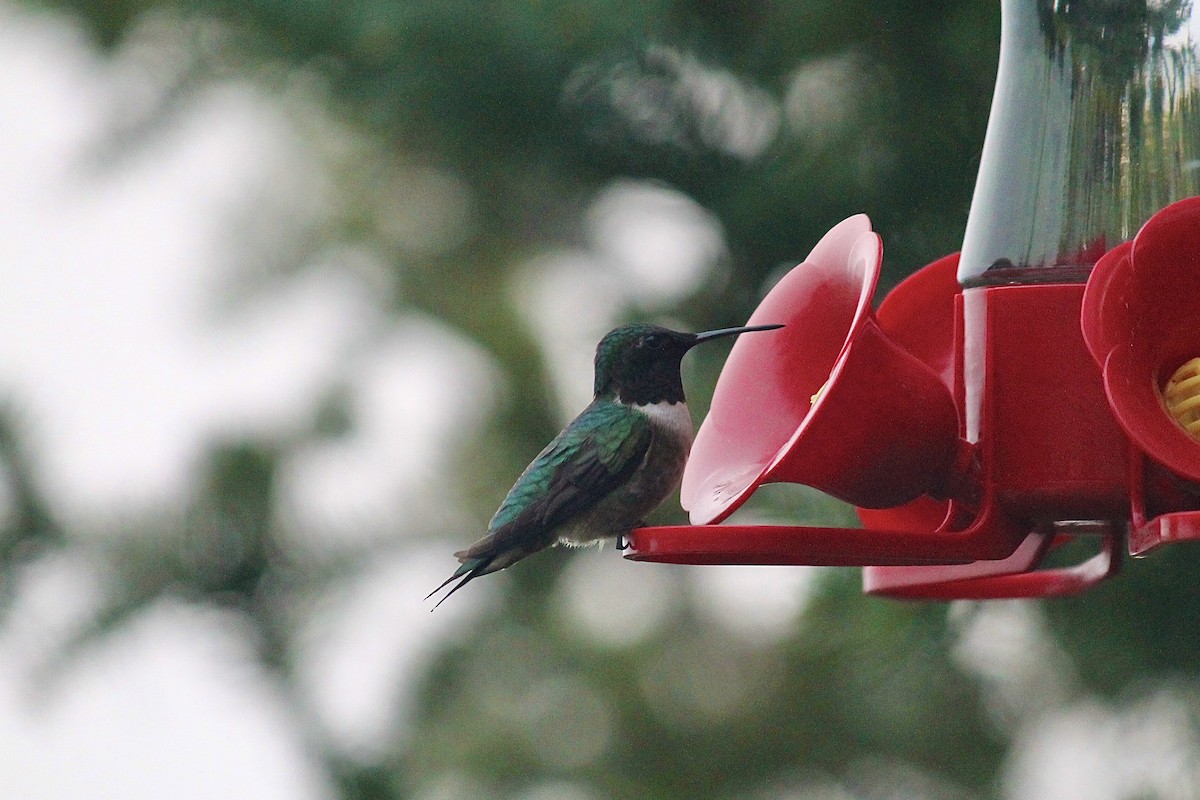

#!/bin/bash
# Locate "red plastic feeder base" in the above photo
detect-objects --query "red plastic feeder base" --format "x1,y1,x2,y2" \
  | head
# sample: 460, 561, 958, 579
625, 524, 978, 567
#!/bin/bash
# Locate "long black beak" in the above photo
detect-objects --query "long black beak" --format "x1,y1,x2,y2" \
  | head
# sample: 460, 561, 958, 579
690, 323, 784, 347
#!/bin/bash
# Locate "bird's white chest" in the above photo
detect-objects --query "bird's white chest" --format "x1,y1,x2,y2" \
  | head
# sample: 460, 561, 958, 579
633, 400, 694, 445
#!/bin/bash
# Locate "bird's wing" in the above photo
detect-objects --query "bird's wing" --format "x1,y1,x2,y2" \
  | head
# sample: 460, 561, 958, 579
458, 401, 652, 560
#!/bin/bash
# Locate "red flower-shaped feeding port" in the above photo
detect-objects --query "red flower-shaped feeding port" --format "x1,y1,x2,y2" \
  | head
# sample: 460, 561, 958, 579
680, 215, 960, 526
1082, 196, 1200, 554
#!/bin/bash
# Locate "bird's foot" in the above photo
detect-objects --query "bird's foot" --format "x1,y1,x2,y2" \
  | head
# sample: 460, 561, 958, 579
615, 532, 630, 551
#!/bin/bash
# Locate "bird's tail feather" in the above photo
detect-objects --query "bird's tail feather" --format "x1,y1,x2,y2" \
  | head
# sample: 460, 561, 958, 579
425, 557, 490, 609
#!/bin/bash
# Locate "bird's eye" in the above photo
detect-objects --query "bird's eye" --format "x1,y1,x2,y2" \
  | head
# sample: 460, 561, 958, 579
641, 334, 664, 349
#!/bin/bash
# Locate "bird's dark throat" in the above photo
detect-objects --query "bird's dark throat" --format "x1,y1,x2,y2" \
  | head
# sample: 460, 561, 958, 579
615, 365, 686, 405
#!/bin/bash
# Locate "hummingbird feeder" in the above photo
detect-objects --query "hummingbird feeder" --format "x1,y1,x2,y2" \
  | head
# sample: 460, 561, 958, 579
626, 0, 1200, 599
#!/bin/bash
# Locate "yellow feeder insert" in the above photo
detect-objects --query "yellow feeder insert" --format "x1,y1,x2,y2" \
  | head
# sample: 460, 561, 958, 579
1164, 358, 1200, 439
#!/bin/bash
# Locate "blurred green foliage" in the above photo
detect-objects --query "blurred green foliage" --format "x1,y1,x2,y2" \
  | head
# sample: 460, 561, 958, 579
11, 1, 1200, 799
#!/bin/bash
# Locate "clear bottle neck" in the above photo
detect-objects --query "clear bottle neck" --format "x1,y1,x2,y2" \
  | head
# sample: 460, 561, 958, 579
959, 0, 1200, 288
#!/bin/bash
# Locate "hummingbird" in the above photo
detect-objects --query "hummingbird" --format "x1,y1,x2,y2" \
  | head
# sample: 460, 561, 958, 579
426, 321, 783, 607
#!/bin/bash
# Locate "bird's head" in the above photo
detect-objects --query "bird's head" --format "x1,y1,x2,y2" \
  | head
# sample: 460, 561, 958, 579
593, 322, 783, 405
